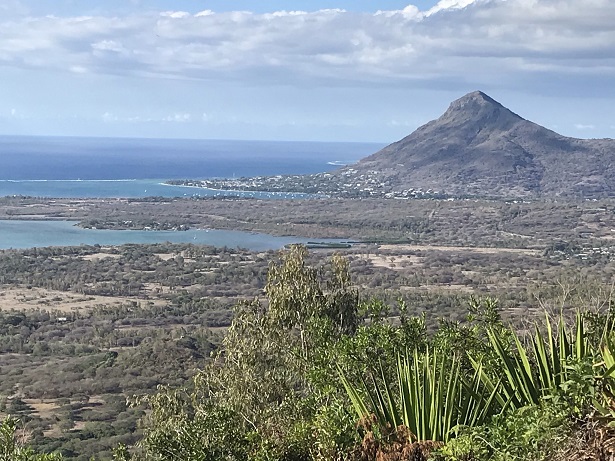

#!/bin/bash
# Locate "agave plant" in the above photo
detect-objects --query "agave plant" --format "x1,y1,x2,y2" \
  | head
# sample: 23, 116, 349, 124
340, 311, 609, 445
471, 311, 589, 410
593, 334, 615, 424
339, 348, 502, 443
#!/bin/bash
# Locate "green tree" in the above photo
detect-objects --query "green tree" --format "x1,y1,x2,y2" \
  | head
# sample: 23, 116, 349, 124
135, 246, 361, 460
0, 417, 63, 461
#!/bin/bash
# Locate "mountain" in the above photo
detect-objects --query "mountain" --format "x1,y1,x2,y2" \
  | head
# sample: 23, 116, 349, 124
344, 91, 615, 198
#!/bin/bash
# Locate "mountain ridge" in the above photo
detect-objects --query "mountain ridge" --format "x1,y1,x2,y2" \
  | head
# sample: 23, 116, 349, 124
344, 91, 615, 198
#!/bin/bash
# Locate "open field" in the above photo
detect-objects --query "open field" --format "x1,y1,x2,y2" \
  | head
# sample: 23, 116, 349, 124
377, 244, 541, 256
0, 287, 167, 313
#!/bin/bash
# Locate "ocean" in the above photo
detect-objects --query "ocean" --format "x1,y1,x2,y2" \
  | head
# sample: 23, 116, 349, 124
0, 136, 382, 248
0, 136, 382, 198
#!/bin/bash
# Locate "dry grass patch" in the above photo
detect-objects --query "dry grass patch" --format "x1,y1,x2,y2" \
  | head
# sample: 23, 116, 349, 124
0, 286, 167, 312
364, 252, 423, 271
141, 282, 172, 295
81, 253, 121, 261
378, 243, 541, 255
23, 399, 60, 419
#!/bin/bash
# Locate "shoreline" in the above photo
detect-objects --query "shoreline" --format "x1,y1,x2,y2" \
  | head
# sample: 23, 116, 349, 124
159, 181, 320, 198
0, 218, 351, 251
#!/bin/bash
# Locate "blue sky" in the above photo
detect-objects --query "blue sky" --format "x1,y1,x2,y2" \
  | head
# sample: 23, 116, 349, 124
0, 0, 614, 142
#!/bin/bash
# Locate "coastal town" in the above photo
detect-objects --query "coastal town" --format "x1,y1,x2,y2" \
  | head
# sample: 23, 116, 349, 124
166, 169, 443, 200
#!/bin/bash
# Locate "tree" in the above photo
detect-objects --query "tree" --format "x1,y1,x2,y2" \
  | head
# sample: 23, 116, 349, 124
135, 245, 361, 460
0, 417, 63, 461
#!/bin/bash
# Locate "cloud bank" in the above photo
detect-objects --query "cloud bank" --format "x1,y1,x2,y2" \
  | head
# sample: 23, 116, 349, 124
0, 0, 613, 92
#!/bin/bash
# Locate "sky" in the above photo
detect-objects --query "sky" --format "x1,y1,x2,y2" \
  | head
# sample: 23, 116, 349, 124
0, 0, 614, 142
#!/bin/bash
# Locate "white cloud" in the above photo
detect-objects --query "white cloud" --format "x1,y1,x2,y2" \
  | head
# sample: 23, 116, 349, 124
375, 5, 422, 19
575, 123, 596, 130
425, 0, 481, 16
160, 11, 191, 19
91, 40, 128, 54
102, 112, 192, 123
69, 65, 88, 74
164, 113, 191, 122
0, 0, 613, 92
0, 107, 26, 121
267, 10, 308, 17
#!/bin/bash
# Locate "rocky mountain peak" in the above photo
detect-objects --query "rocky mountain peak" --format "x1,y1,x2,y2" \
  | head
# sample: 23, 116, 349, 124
343, 90, 615, 198
451, 90, 500, 108
438, 90, 523, 127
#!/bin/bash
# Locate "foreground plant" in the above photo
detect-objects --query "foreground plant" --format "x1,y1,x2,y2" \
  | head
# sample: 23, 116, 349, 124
0, 417, 63, 461
124, 246, 364, 460
340, 347, 502, 444
471, 311, 591, 411
434, 403, 571, 461
592, 334, 615, 425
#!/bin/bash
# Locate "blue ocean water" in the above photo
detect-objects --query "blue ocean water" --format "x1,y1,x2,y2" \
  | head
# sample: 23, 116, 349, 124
0, 136, 382, 198
0, 136, 381, 248
0, 180, 316, 199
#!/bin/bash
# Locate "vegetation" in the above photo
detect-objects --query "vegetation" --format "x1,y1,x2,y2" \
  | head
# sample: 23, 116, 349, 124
3, 240, 615, 458
5, 194, 615, 459
5, 195, 615, 248
1, 417, 63, 460
8, 247, 605, 460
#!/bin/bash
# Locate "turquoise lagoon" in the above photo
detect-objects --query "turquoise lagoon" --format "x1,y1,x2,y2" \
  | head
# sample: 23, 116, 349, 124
0, 180, 313, 199
0, 220, 344, 251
